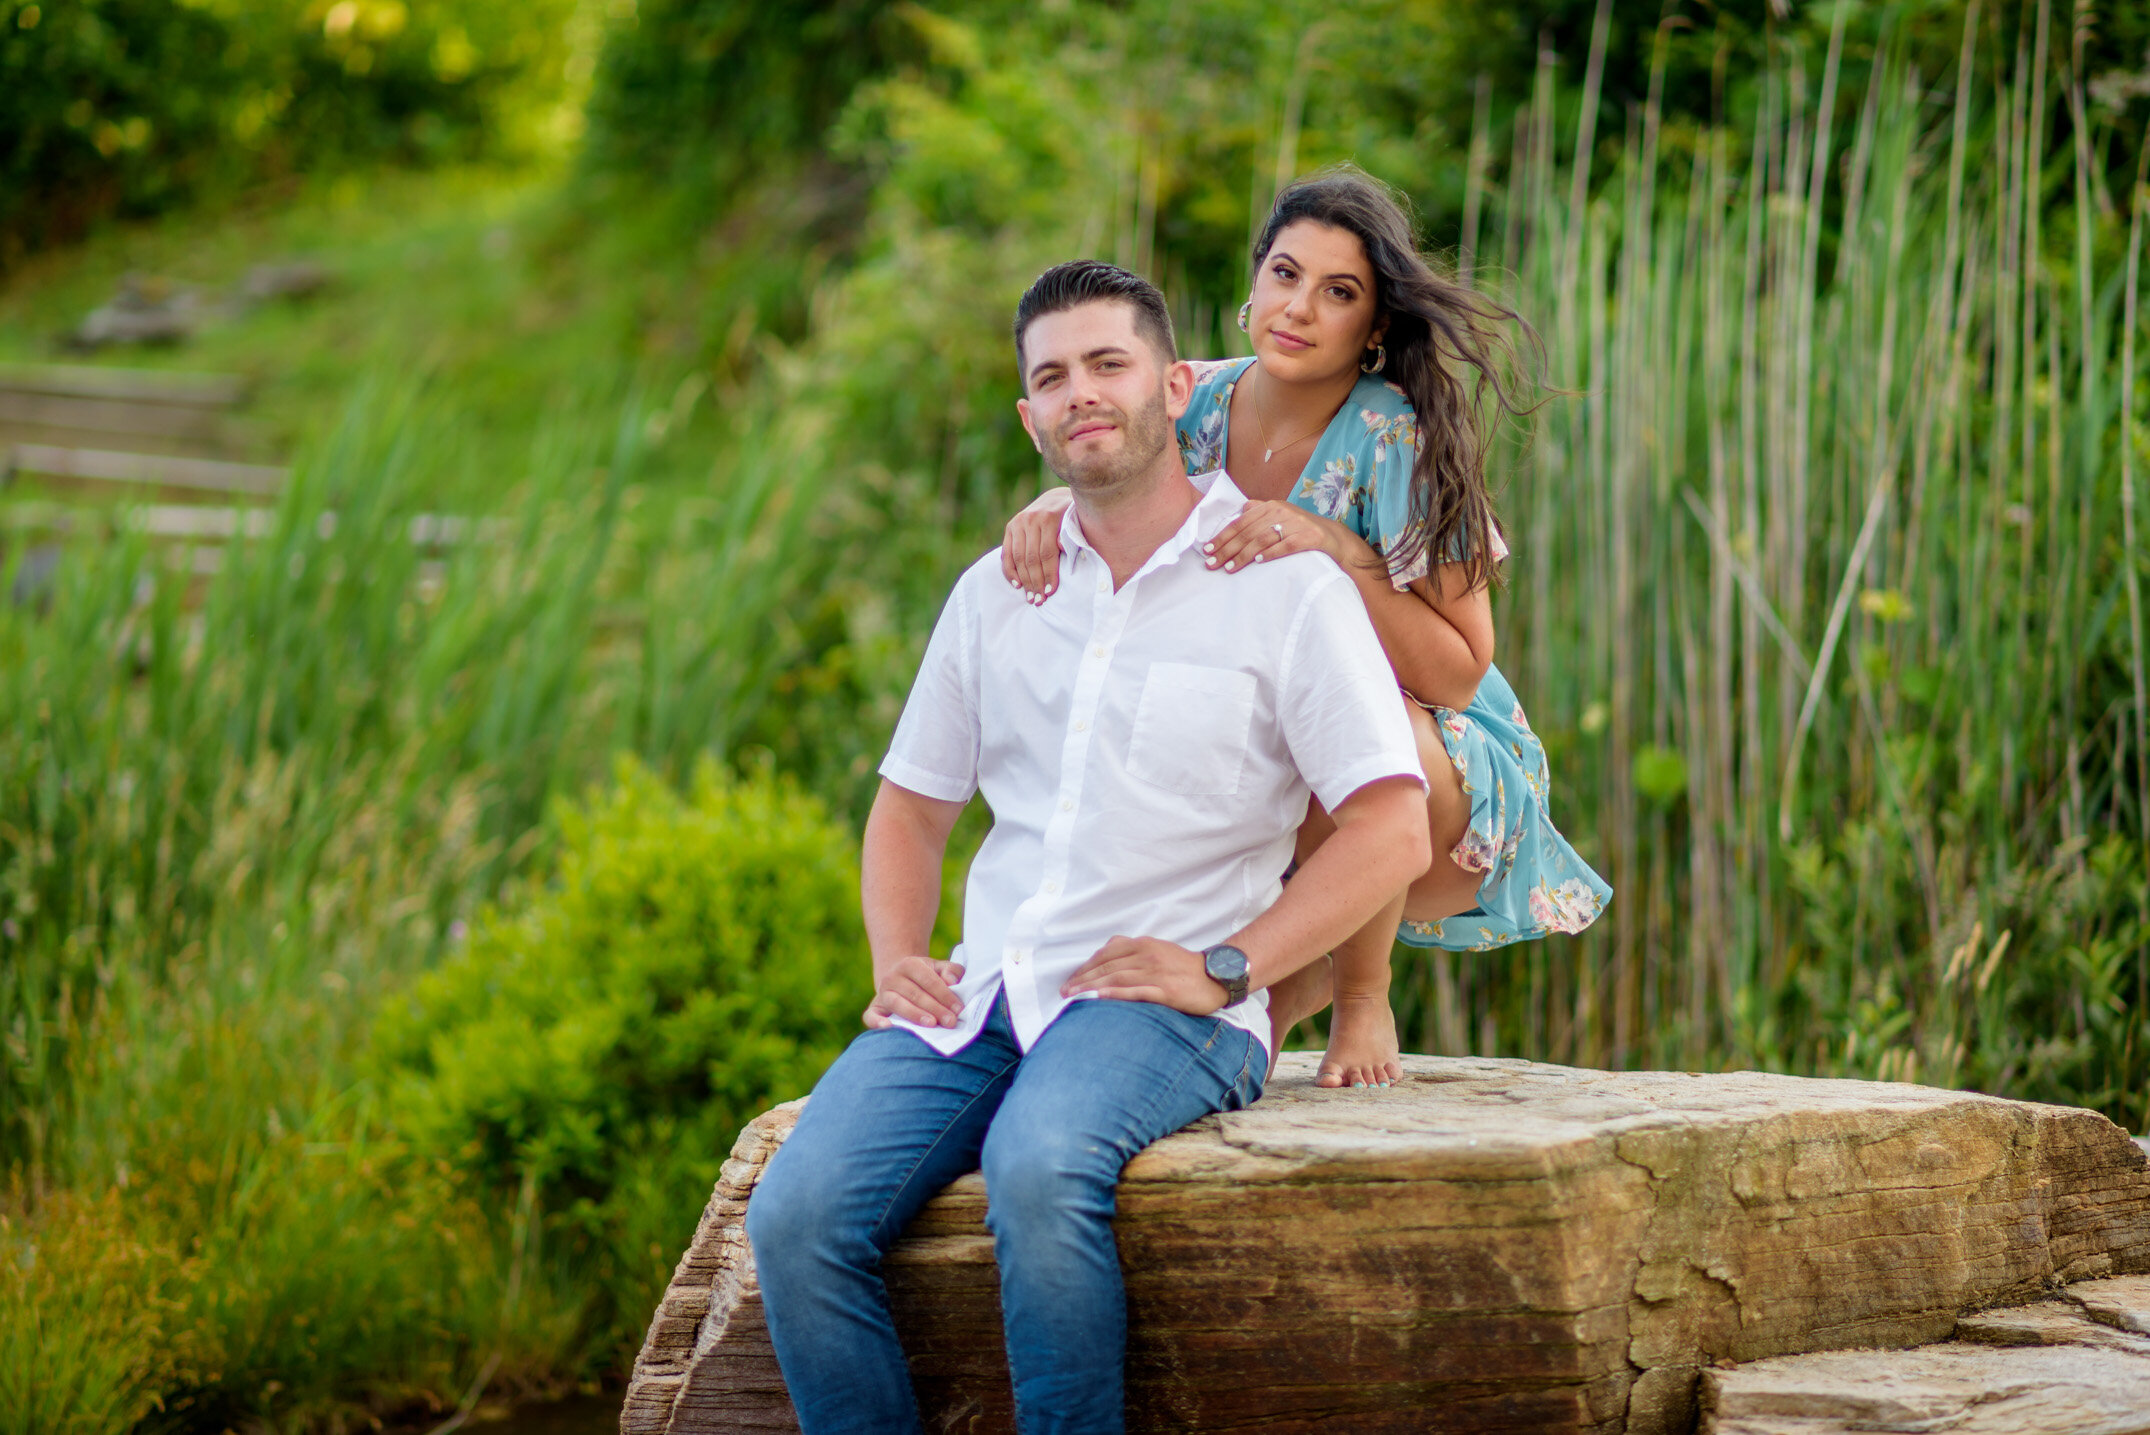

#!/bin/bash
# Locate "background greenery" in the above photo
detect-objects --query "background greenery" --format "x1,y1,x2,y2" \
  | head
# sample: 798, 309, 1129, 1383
4, 0, 2149, 1428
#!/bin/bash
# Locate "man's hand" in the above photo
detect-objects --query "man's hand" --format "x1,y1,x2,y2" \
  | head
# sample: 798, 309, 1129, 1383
865, 957, 967, 1029
1062, 936, 1226, 1016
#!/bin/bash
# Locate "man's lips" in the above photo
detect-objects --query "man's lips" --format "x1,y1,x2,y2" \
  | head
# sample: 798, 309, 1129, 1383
1268, 329, 1313, 351
1065, 421, 1118, 443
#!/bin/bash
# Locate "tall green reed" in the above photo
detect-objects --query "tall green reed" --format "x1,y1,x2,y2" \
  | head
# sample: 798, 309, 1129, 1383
0, 368, 833, 1179
1389, 1, 2149, 1124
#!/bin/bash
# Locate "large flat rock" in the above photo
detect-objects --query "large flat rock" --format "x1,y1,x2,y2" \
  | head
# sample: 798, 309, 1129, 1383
623, 1054, 2150, 1434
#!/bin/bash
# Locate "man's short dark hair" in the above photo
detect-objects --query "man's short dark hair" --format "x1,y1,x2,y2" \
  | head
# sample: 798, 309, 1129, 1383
1013, 261, 1177, 386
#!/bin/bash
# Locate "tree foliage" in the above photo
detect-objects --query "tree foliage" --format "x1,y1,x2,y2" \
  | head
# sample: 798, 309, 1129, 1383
0, 0, 576, 264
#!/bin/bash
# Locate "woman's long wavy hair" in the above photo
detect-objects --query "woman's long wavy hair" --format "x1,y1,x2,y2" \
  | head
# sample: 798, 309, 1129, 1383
1254, 166, 1539, 592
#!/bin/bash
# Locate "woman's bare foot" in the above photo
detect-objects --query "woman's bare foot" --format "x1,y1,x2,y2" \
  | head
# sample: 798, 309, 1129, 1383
1316, 990, 1402, 1089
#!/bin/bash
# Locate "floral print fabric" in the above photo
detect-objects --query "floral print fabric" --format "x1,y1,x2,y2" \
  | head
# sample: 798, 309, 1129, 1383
1176, 357, 1508, 589
1173, 357, 1610, 951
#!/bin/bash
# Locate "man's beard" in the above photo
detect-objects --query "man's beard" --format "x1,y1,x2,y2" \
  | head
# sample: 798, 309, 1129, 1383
1041, 385, 1174, 500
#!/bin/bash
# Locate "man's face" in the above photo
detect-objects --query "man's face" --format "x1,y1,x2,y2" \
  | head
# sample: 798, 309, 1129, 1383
1016, 300, 1192, 499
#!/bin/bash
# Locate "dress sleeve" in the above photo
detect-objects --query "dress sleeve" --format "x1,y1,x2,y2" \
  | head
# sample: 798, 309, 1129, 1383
1355, 396, 1431, 590
1360, 400, 1510, 589
1174, 359, 1240, 477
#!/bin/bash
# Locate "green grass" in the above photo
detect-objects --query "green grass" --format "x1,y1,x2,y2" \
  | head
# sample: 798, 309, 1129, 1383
0, 162, 752, 506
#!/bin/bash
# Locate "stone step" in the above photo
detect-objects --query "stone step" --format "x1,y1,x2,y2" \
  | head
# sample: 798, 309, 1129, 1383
0, 362, 248, 407
4, 443, 287, 497
1702, 1278, 2150, 1433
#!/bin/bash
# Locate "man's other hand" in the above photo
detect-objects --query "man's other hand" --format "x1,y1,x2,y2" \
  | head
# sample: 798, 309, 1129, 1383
1063, 936, 1224, 1015
865, 957, 968, 1029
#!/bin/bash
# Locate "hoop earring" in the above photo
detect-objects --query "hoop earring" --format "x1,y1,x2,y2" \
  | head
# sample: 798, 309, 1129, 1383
1361, 343, 1387, 374
1236, 301, 1252, 333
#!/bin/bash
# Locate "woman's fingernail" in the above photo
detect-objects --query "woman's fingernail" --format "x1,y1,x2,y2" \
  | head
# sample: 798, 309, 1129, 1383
1203, 542, 1214, 553
1043, 584, 1052, 594
1253, 554, 1264, 563
1223, 561, 1235, 571
1010, 579, 1021, 588
1206, 558, 1217, 568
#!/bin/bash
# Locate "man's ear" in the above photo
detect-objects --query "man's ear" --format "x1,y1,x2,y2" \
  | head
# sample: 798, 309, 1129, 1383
1016, 395, 1041, 452
1163, 360, 1196, 423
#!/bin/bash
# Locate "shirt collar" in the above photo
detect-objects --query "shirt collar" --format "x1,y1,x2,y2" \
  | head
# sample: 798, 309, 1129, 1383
1056, 469, 1250, 579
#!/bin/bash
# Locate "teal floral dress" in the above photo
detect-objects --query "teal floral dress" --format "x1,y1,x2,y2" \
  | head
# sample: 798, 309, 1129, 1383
1175, 357, 1611, 951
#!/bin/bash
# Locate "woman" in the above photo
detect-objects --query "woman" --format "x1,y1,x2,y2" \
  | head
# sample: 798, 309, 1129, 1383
1000, 167, 1610, 1088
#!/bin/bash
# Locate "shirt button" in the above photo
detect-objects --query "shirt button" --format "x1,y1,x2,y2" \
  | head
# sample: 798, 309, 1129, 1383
1073, 720, 1088, 732
1042, 880, 1059, 894
1091, 644, 1106, 658
1060, 799, 1074, 812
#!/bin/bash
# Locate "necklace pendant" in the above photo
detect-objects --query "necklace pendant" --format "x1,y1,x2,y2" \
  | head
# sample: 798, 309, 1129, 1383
1263, 447, 1274, 462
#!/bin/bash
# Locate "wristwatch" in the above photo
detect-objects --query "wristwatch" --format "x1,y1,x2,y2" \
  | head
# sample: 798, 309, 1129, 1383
1201, 943, 1251, 1008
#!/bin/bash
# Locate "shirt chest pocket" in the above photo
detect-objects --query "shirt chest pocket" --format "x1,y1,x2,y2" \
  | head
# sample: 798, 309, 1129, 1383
1126, 662, 1257, 797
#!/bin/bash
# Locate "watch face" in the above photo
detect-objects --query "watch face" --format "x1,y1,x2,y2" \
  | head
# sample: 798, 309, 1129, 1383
1206, 945, 1249, 981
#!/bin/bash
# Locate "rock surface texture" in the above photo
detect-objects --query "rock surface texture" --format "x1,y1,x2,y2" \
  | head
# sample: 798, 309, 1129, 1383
1701, 1277, 2150, 1433
622, 1054, 2150, 1434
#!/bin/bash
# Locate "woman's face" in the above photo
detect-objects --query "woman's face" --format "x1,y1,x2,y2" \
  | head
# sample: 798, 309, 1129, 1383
1247, 219, 1386, 386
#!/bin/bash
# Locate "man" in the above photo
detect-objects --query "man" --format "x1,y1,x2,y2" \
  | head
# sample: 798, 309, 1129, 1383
745, 260, 1431, 1434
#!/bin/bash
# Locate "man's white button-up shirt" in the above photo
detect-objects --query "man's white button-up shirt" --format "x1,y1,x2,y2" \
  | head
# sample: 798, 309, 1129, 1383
878, 470, 1425, 1058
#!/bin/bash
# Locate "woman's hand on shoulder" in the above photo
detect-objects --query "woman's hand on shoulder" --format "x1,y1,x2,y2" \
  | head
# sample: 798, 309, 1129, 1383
1202, 500, 1354, 574
1001, 486, 1074, 603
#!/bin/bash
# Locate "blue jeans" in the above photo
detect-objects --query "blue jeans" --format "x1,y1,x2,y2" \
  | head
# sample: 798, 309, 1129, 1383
746, 991, 1264, 1435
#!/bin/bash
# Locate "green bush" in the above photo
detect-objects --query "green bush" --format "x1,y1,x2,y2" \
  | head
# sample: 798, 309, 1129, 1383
374, 755, 863, 1359
581, 0, 897, 187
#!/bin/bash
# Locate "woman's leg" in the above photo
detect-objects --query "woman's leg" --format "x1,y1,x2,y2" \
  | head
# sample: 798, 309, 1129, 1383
1272, 700, 1485, 1087
1260, 806, 1341, 1060
1401, 701, 1485, 923
1312, 884, 1409, 1087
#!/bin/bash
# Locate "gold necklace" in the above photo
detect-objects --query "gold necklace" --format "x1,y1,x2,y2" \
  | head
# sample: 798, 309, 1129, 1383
1245, 370, 1328, 463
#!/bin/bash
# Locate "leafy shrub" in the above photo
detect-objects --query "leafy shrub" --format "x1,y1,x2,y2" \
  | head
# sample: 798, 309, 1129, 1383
374, 755, 863, 1359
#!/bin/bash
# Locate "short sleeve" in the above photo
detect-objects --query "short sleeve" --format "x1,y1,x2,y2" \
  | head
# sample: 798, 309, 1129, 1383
1361, 411, 1427, 588
1275, 570, 1428, 812
1433, 511, 1512, 569
879, 574, 981, 803
1174, 358, 1243, 477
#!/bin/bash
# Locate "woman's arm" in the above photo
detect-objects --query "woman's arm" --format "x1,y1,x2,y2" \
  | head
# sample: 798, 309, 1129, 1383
999, 486, 1073, 601
1202, 502, 1493, 708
